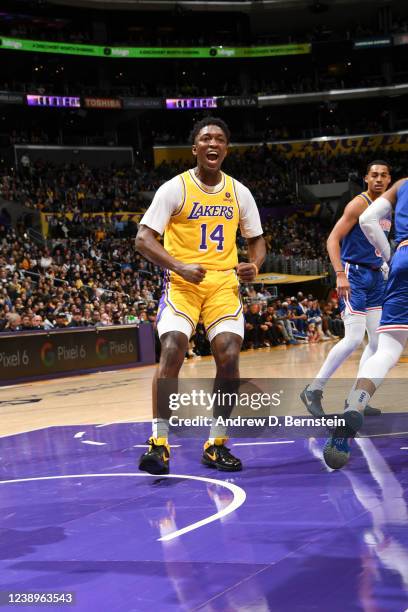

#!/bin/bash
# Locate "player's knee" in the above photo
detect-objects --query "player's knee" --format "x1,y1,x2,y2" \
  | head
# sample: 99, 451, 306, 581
215, 345, 240, 376
381, 349, 400, 369
158, 333, 187, 375
343, 323, 366, 352
367, 335, 379, 352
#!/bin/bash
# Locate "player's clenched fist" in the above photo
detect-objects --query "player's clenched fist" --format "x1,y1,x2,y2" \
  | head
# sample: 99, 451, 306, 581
236, 262, 258, 283
176, 263, 207, 284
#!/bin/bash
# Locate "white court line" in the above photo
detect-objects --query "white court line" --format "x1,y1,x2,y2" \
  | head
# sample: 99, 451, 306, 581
81, 440, 107, 446
0, 473, 246, 542
401, 447, 408, 450
233, 440, 295, 446
95, 421, 138, 428
1, 421, 152, 440
74, 432, 86, 439
361, 431, 408, 438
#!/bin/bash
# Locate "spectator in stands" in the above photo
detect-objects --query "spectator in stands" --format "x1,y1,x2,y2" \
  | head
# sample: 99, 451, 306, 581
307, 322, 321, 343
288, 297, 308, 335
31, 314, 44, 330
2, 313, 22, 332
20, 313, 32, 330
244, 303, 264, 349
322, 300, 344, 338
274, 300, 298, 344
54, 313, 68, 328
68, 309, 85, 327
260, 304, 286, 346
306, 298, 329, 340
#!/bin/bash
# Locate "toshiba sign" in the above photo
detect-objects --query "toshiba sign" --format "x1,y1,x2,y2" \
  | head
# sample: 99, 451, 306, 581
84, 97, 122, 109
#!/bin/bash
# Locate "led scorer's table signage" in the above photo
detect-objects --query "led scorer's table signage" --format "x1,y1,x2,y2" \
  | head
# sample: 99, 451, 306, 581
165, 97, 217, 109
26, 95, 81, 107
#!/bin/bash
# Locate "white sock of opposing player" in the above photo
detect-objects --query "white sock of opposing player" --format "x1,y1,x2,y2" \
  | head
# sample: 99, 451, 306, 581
309, 315, 366, 392
346, 330, 408, 412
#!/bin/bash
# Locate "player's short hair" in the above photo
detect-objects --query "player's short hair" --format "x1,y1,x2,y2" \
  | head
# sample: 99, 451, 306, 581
366, 160, 392, 174
190, 117, 231, 144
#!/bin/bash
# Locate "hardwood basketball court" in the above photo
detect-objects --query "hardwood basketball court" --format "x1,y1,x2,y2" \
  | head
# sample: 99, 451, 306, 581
2, 340, 407, 438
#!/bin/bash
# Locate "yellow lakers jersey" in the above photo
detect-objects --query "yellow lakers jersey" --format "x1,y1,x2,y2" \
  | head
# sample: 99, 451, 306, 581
164, 169, 240, 270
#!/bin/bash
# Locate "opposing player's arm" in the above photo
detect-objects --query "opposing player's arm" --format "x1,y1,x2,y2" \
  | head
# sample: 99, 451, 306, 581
359, 180, 404, 262
326, 196, 367, 298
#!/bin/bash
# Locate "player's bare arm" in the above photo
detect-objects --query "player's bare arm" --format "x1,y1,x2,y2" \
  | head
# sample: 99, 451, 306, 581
327, 197, 368, 299
236, 235, 266, 282
135, 224, 206, 285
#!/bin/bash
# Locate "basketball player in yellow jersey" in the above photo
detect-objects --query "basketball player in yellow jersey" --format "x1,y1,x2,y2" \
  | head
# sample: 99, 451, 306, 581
136, 117, 266, 474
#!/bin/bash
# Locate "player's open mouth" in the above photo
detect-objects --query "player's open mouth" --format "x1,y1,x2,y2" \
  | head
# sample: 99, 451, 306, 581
207, 152, 219, 161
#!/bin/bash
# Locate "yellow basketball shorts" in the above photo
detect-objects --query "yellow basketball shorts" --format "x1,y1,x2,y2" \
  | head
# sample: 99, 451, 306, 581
156, 269, 244, 341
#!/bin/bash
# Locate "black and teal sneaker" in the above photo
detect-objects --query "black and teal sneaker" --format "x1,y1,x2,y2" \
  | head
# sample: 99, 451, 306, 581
323, 410, 363, 470
300, 386, 325, 417
364, 405, 381, 416
344, 400, 381, 417
202, 438, 242, 472
139, 437, 170, 475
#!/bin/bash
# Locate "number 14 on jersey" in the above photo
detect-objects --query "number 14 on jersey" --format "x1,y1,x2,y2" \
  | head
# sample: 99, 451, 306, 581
199, 224, 225, 251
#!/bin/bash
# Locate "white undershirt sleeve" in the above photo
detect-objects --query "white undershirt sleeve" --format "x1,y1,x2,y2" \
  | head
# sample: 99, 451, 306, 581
234, 180, 263, 238
139, 175, 184, 235
359, 196, 392, 262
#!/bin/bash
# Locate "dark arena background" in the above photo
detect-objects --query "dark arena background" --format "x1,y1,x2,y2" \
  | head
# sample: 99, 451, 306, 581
1, 0, 408, 610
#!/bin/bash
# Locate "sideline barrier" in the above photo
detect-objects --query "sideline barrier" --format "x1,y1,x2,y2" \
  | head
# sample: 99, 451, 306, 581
0, 324, 155, 385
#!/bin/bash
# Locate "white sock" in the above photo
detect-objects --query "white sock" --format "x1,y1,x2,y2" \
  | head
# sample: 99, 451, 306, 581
346, 388, 371, 413
209, 420, 228, 441
152, 418, 169, 439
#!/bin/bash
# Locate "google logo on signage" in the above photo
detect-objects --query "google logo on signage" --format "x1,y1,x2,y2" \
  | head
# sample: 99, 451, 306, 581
40, 341, 55, 367
96, 337, 109, 360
